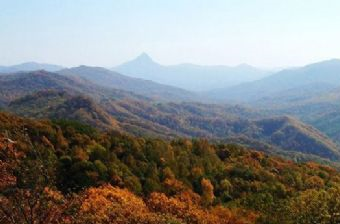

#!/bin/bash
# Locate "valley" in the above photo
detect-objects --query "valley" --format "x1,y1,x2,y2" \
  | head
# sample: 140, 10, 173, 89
1, 68, 340, 163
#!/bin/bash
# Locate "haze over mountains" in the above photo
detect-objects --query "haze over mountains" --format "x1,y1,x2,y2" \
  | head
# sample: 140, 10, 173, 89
1, 56, 340, 106
114, 53, 271, 91
1, 55, 340, 161
2, 55, 339, 102
209, 59, 340, 103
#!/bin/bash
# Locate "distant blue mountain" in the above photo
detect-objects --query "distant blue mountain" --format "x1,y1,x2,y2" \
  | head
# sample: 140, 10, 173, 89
0, 62, 64, 73
113, 53, 270, 91
208, 59, 340, 102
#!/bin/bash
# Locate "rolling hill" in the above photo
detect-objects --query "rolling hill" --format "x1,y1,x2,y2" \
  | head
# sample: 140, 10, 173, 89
8, 90, 119, 130
106, 99, 340, 160
114, 53, 270, 91
305, 110, 340, 144
58, 65, 198, 102
259, 89, 340, 146
237, 63, 340, 146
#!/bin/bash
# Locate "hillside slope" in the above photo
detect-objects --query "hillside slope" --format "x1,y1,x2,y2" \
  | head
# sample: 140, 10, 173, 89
0, 70, 148, 106
8, 90, 119, 130
108, 100, 340, 160
59, 65, 198, 102
3, 112, 340, 223
255, 85, 340, 146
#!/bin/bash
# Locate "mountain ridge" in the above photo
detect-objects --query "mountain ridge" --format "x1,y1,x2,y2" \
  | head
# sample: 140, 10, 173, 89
0, 70, 150, 106
114, 53, 270, 91
208, 59, 340, 102
0, 62, 64, 73
58, 65, 199, 102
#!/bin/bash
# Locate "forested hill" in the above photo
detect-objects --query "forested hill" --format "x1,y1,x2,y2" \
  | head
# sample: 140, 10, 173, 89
8, 90, 120, 131
5, 89, 340, 161
0, 70, 148, 106
2, 112, 340, 224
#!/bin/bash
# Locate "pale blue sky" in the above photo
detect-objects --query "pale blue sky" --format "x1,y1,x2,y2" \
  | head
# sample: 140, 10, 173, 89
1, 0, 340, 67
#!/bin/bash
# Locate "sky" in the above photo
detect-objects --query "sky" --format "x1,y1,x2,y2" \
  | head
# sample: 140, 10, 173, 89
1, 0, 340, 68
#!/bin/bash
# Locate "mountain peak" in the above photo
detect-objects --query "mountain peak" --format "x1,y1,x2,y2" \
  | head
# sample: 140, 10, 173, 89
134, 52, 154, 63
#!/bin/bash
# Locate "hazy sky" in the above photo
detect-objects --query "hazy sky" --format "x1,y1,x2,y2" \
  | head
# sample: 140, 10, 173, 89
1, 0, 340, 67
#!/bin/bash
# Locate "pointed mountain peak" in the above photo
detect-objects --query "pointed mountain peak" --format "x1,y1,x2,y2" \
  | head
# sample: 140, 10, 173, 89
134, 52, 154, 63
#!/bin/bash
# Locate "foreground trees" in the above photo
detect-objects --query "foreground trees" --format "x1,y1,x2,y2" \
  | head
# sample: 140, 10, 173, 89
288, 188, 340, 224
0, 136, 66, 224
2, 113, 340, 223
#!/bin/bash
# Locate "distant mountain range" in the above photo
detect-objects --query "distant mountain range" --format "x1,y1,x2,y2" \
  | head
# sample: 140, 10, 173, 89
209, 59, 340, 103
0, 62, 64, 73
113, 53, 270, 91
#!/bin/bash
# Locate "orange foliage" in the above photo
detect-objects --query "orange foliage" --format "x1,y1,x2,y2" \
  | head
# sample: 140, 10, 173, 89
74, 185, 179, 224
0, 187, 66, 224
147, 192, 256, 224
201, 178, 215, 207
0, 138, 18, 191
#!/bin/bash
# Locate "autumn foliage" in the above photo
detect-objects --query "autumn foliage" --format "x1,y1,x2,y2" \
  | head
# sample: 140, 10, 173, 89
2, 112, 340, 224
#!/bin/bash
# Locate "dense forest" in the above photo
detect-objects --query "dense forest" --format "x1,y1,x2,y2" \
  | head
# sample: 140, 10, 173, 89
2, 112, 340, 224
2, 71, 340, 164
